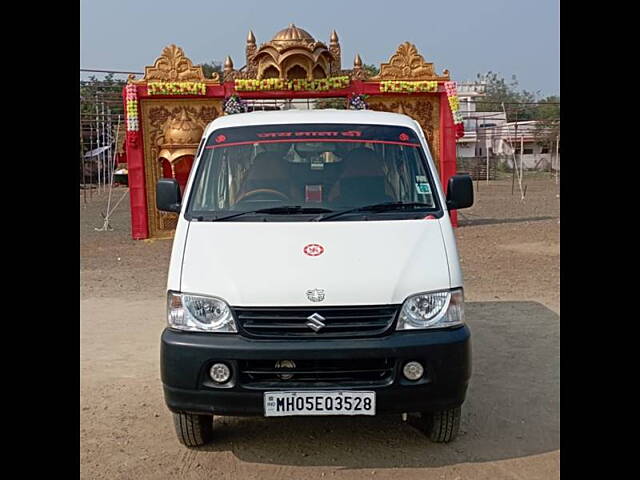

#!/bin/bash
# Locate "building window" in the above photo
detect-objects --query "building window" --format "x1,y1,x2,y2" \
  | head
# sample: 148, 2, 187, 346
523, 148, 533, 155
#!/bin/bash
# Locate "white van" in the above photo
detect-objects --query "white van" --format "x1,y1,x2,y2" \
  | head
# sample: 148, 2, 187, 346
157, 109, 474, 446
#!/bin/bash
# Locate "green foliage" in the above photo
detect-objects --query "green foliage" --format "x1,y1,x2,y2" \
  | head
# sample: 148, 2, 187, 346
474, 71, 559, 149
363, 63, 380, 78
474, 71, 539, 121
80, 73, 126, 115
200, 61, 222, 79
535, 95, 560, 120
314, 98, 347, 110
533, 95, 560, 147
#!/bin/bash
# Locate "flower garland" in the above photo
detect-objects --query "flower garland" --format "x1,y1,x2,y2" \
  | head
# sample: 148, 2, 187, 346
125, 84, 139, 146
444, 81, 465, 139
348, 94, 368, 110
147, 82, 206, 96
234, 76, 350, 92
223, 95, 248, 115
379, 81, 438, 93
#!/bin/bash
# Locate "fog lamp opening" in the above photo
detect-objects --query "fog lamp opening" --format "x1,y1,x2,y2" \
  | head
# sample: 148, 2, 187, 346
402, 361, 424, 381
209, 363, 231, 383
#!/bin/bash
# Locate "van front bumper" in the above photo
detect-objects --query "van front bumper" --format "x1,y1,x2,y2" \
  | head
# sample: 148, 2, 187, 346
161, 326, 471, 416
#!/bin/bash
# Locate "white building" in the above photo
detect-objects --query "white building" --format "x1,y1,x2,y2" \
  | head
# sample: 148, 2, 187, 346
480, 121, 560, 170
456, 83, 507, 159
456, 83, 560, 171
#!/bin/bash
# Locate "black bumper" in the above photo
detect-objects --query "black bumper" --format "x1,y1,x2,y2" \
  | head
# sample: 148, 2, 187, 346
161, 326, 471, 416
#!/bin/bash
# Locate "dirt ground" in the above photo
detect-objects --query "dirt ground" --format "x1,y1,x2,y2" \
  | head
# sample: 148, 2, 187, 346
80, 175, 559, 479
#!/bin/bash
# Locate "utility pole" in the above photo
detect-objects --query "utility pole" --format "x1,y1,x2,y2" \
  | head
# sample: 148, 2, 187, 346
95, 96, 100, 193
486, 128, 490, 184
555, 132, 560, 185
511, 111, 517, 195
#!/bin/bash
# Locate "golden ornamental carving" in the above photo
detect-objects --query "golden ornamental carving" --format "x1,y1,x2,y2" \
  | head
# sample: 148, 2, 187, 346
271, 23, 315, 44
158, 110, 204, 163
351, 53, 368, 80
367, 96, 441, 168
138, 44, 220, 84
328, 30, 342, 74
222, 56, 239, 82
242, 24, 340, 80
141, 100, 222, 237
373, 42, 450, 81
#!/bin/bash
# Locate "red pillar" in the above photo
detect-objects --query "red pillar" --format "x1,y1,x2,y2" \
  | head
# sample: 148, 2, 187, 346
123, 86, 149, 239
439, 91, 458, 227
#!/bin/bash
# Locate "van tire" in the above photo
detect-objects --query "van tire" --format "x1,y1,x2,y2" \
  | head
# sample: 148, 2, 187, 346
421, 406, 461, 443
172, 412, 213, 447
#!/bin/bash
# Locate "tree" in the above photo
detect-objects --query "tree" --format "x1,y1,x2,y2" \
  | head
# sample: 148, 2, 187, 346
80, 73, 126, 116
474, 71, 539, 122
363, 63, 380, 78
200, 61, 222, 79
533, 95, 560, 153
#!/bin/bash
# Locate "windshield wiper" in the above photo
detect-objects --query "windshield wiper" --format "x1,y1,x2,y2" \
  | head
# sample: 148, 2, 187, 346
312, 202, 432, 222
197, 206, 334, 222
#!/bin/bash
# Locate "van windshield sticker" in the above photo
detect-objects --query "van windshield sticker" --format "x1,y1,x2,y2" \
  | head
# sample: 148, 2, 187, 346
256, 130, 362, 138
416, 183, 432, 194
205, 124, 421, 149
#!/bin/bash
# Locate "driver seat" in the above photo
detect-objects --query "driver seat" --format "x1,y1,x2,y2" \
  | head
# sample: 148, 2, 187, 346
237, 152, 292, 201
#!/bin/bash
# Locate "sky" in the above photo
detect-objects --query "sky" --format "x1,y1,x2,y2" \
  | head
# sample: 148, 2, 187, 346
80, 0, 559, 97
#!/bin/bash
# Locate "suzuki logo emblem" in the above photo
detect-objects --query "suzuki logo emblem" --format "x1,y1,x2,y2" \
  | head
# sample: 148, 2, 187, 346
306, 288, 325, 302
306, 313, 326, 332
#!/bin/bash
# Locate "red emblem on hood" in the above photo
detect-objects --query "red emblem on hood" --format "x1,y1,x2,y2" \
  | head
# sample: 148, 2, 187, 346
303, 244, 324, 256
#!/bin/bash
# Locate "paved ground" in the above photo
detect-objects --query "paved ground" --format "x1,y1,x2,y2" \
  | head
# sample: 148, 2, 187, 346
80, 175, 559, 479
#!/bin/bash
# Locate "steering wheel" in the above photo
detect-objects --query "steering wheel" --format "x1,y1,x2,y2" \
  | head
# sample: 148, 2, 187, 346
235, 188, 290, 204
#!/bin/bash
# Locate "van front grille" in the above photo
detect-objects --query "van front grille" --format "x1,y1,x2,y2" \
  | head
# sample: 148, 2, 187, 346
233, 305, 398, 338
239, 358, 395, 389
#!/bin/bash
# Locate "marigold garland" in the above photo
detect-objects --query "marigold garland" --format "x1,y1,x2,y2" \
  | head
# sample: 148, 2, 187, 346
125, 84, 140, 146
444, 81, 465, 139
147, 82, 206, 96
379, 81, 438, 93
125, 84, 139, 132
234, 76, 350, 92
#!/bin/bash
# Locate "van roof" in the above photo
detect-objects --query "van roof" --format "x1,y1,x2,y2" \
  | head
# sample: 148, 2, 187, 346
204, 109, 420, 137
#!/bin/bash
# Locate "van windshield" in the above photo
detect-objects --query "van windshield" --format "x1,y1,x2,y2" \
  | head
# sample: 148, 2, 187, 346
186, 123, 440, 220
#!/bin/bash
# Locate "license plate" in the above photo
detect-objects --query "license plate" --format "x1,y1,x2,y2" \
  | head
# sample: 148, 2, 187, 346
264, 391, 376, 417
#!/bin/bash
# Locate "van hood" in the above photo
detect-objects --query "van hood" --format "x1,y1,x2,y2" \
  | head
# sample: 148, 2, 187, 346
180, 219, 451, 307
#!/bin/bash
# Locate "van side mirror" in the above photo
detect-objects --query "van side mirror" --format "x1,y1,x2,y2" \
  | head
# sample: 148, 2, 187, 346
446, 174, 474, 210
156, 178, 182, 213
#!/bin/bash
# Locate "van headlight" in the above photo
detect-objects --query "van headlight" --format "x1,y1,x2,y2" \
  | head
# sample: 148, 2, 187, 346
397, 288, 464, 330
167, 291, 237, 333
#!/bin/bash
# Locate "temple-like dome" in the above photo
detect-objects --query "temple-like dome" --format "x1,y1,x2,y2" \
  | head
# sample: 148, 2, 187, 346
252, 24, 335, 80
271, 24, 315, 44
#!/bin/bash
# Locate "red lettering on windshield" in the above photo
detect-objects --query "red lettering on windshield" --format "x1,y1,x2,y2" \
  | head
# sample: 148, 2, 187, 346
256, 130, 364, 139
257, 132, 294, 138
294, 131, 340, 137
341, 130, 362, 137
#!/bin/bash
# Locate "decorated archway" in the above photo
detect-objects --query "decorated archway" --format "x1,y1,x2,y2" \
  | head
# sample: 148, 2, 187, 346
124, 24, 464, 239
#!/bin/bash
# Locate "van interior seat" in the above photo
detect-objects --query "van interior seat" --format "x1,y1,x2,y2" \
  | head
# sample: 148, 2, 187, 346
328, 147, 393, 205
238, 152, 292, 199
